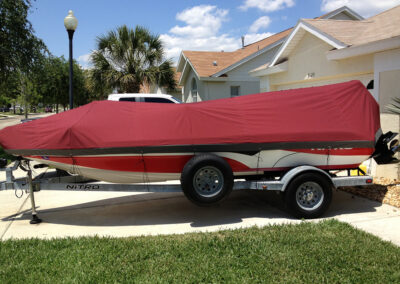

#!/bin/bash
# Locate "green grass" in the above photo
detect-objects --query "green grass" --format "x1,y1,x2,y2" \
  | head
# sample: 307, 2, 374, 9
0, 112, 15, 116
1, 220, 399, 283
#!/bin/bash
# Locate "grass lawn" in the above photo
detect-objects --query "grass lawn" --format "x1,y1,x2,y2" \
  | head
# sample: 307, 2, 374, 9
0, 220, 399, 283
0, 112, 19, 117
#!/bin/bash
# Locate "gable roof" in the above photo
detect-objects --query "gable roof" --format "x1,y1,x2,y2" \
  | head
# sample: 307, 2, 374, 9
315, 5, 363, 20
177, 6, 364, 82
305, 5, 400, 46
269, 4, 400, 67
180, 29, 291, 78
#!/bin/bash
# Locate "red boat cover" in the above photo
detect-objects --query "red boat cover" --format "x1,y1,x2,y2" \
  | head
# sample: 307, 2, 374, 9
0, 80, 380, 152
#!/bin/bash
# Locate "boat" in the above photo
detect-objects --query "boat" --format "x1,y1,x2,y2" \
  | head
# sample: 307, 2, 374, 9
0, 80, 394, 185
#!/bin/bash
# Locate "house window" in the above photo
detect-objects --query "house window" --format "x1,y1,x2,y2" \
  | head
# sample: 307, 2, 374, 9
191, 78, 198, 102
231, 86, 240, 97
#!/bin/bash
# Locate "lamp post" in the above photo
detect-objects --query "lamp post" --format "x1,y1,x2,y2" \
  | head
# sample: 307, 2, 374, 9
64, 10, 78, 110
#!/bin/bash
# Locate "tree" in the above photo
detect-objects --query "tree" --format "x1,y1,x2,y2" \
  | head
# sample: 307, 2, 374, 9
38, 56, 91, 112
89, 25, 176, 94
0, 0, 47, 115
0, 0, 47, 78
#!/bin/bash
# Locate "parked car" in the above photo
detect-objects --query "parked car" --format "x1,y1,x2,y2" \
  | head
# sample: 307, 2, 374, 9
107, 93, 181, 104
14, 106, 24, 114
0, 106, 10, 112
45, 106, 53, 113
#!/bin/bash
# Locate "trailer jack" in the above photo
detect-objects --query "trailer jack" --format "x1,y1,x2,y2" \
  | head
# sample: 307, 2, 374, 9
26, 167, 42, 224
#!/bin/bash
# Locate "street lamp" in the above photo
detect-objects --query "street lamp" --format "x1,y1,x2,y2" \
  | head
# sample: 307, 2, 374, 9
64, 10, 78, 110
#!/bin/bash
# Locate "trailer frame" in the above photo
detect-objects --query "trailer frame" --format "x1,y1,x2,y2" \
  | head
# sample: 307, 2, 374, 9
0, 160, 373, 223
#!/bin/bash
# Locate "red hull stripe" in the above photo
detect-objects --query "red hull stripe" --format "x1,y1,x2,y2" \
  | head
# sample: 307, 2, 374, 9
29, 154, 362, 174
29, 155, 252, 173
288, 148, 373, 156
30, 155, 195, 173
248, 164, 362, 172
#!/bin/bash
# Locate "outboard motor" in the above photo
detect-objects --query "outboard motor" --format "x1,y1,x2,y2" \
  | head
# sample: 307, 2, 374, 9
372, 131, 400, 164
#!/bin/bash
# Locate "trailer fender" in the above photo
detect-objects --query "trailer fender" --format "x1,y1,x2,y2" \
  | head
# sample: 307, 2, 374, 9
279, 166, 333, 192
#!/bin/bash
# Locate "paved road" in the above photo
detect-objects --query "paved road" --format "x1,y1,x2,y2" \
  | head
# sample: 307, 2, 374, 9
0, 113, 53, 130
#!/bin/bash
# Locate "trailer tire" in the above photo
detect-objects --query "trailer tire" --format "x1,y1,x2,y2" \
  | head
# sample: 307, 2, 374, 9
284, 172, 332, 219
181, 154, 233, 206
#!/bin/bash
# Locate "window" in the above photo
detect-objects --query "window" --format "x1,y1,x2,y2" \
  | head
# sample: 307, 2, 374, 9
119, 97, 137, 102
231, 86, 240, 97
144, 97, 174, 103
191, 78, 198, 102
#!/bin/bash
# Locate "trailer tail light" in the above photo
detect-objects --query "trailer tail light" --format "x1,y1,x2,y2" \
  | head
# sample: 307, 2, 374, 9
366, 178, 373, 184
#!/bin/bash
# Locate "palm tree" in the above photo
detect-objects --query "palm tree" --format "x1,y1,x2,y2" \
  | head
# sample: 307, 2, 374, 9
89, 25, 176, 94
387, 97, 400, 114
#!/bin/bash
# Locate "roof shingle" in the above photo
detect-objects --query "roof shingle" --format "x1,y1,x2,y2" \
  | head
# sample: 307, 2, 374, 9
182, 29, 291, 77
303, 5, 400, 47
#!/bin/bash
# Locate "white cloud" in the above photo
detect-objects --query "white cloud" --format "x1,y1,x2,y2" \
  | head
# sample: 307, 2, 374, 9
240, 0, 295, 12
160, 5, 276, 63
77, 53, 92, 69
249, 16, 271, 33
169, 5, 228, 38
243, 32, 274, 45
321, 0, 400, 17
160, 33, 240, 62
160, 5, 241, 62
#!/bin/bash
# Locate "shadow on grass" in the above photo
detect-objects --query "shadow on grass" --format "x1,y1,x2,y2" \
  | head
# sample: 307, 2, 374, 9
1, 189, 382, 228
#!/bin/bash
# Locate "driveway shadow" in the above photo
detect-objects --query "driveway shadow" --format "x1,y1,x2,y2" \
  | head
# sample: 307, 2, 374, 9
2, 191, 289, 227
1, 189, 382, 228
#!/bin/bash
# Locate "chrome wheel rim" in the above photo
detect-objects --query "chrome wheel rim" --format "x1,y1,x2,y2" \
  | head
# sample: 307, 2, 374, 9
193, 166, 224, 198
295, 182, 324, 211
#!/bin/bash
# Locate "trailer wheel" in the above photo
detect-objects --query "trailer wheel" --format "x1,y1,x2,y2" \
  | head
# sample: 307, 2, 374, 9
181, 154, 233, 206
284, 172, 332, 219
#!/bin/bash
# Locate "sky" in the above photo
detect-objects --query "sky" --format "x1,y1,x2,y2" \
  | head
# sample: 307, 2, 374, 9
28, 0, 400, 68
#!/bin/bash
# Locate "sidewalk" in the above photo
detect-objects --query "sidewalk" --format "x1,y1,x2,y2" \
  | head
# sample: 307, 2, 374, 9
1, 171, 399, 245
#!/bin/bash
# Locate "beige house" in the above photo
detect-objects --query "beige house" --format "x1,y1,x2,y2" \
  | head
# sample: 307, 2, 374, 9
250, 5, 400, 178
176, 7, 363, 103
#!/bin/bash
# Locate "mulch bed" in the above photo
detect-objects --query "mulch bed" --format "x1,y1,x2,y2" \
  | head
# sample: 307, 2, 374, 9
339, 178, 400, 208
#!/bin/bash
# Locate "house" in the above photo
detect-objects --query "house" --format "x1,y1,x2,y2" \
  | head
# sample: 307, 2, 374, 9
249, 5, 400, 178
176, 6, 363, 103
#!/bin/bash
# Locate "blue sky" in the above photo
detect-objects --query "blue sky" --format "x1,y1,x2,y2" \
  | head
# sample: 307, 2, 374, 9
28, 0, 400, 67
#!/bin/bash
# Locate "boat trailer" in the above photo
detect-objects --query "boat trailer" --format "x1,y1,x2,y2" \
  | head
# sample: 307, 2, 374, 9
0, 160, 373, 224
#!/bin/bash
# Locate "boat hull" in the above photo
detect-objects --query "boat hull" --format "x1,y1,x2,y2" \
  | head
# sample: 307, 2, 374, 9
26, 147, 373, 183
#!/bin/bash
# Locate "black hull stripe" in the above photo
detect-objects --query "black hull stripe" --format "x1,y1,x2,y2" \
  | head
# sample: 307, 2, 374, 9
5, 141, 375, 156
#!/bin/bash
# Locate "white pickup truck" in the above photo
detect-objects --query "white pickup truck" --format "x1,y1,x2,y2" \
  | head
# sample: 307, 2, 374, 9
107, 93, 181, 104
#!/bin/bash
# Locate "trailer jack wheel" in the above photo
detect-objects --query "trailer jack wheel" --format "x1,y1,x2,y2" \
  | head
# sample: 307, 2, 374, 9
30, 214, 42, 224
27, 164, 42, 224
284, 172, 332, 219
181, 154, 233, 206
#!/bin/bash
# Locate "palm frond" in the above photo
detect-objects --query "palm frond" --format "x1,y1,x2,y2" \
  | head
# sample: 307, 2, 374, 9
90, 25, 175, 93
386, 97, 400, 114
